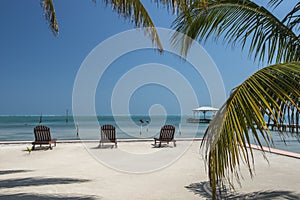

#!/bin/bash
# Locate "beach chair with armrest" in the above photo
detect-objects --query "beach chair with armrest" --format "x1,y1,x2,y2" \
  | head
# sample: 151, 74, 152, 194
32, 125, 57, 150
154, 125, 176, 147
99, 124, 117, 148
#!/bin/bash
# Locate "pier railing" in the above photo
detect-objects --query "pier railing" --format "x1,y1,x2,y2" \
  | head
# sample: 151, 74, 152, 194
266, 123, 299, 133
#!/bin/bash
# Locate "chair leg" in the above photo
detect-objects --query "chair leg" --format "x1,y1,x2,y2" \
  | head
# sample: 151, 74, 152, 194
174, 141, 176, 147
115, 142, 117, 148
32, 145, 35, 150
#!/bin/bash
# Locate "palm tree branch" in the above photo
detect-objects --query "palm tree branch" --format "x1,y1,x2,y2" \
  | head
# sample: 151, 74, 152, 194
41, 0, 59, 36
201, 61, 300, 198
267, 0, 283, 8
282, 2, 300, 32
103, 0, 163, 51
171, 0, 300, 63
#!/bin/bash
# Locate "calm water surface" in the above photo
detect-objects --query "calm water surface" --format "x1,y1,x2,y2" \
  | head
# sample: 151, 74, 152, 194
0, 115, 299, 154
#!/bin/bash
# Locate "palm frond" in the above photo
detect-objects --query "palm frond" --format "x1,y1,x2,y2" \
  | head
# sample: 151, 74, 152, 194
103, 0, 163, 51
153, 0, 207, 14
282, 2, 300, 32
41, 0, 59, 36
201, 61, 300, 199
171, 0, 300, 63
267, 0, 283, 8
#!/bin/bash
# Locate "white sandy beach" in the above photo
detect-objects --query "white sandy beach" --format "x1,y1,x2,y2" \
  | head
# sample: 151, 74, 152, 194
1, 141, 300, 199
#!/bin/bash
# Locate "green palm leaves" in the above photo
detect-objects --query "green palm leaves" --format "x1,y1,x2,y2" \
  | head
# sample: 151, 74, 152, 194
41, 0, 58, 36
103, 0, 163, 51
170, 2, 300, 197
282, 2, 300, 32
172, 0, 300, 63
202, 62, 300, 198
40, 0, 163, 50
171, 1, 300, 198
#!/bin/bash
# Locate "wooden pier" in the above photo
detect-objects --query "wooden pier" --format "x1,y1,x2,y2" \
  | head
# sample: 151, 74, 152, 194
267, 123, 300, 133
187, 118, 211, 123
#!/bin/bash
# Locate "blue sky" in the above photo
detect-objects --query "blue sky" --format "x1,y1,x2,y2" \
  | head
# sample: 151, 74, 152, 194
0, 0, 291, 115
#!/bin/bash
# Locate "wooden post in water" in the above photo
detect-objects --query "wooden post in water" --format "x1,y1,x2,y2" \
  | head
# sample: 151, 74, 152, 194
146, 120, 149, 132
66, 109, 69, 123
39, 113, 43, 124
139, 119, 144, 135
76, 123, 79, 136
179, 123, 181, 135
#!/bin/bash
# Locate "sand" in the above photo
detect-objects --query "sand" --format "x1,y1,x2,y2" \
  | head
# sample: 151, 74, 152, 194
0, 141, 300, 199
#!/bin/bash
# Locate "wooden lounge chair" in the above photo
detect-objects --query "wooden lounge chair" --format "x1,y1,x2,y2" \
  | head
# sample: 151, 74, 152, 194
32, 125, 57, 150
154, 125, 176, 147
99, 124, 117, 148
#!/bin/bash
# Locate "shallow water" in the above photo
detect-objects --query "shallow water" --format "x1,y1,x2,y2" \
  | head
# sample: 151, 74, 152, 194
0, 115, 299, 154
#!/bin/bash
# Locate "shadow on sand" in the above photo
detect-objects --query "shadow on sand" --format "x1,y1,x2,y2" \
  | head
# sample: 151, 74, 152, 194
186, 181, 300, 199
0, 170, 32, 175
0, 174, 97, 199
0, 193, 100, 200
27, 146, 54, 151
0, 177, 90, 189
151, 144, 175, 148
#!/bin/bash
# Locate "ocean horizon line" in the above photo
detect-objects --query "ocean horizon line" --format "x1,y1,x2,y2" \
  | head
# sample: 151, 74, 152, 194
0, 114, 194, 117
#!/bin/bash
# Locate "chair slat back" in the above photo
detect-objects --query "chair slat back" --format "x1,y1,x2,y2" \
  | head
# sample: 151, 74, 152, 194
159, 125, 175, 141
101, 124, 116, 141
34, 125, 51, 141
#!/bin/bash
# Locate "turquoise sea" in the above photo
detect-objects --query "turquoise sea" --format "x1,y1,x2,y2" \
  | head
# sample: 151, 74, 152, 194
0, 115, 205, 141
0, 115, 299, 154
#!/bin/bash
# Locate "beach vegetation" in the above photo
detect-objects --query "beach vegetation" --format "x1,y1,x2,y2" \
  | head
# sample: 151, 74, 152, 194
26, 147, 32, 154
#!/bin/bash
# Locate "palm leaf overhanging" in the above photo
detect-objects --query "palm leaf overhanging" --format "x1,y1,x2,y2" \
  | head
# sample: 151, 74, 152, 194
94, 0, 212, 51
102, 0, 164, 51
282, 2, 300, 32
41, 0, 59, 36
38, 0, 210, 51
201, 62, 300, 197
169, 0, 300, 198
171, 0, 300, 63
268, 0, 283, 8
